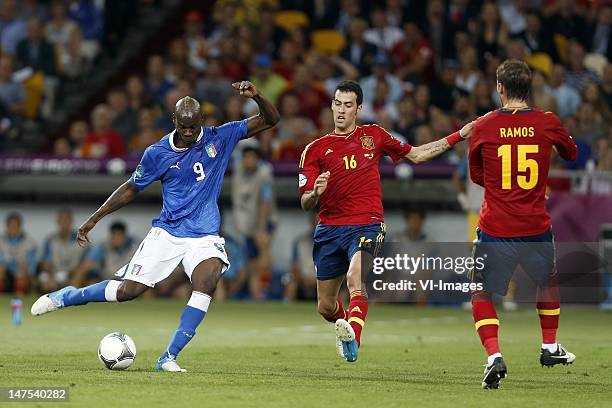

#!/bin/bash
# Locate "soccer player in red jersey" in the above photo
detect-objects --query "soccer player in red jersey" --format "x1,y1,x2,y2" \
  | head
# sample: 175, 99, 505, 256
468, 60, 578, 389
299, 80, 475, 362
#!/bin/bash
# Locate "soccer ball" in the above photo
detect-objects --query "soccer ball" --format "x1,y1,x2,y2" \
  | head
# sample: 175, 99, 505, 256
98, 332, 136, 370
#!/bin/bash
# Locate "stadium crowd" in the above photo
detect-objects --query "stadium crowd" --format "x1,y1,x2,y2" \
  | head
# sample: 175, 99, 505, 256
1, 0, 612, 301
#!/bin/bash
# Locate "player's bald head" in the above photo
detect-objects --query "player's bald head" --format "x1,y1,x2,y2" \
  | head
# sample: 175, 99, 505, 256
174, 96, 201, 125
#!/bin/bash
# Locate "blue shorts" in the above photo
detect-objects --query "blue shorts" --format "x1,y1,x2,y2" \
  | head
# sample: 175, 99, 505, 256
470, 228, 555, 295
313, 222, 386, 281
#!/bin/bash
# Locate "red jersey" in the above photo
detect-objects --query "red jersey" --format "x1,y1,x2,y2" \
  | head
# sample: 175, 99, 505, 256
299, 124, 412, 225
469, 107, 577, 237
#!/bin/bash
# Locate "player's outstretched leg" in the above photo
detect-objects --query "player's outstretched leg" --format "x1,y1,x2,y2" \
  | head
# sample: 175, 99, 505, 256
156, 258, 222, 372
31, 280, 136, 315
536, 275, 576, 367
472, 291, 507, 389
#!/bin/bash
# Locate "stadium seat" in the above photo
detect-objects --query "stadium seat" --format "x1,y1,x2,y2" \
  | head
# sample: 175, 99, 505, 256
274, 10, 309, 33
311, 30, 346, 55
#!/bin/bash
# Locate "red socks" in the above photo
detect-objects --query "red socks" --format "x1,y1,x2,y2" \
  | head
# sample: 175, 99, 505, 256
472, 291, 500, 356
348, 290, 368, 347
322, 299, 347, 323
537, 275, 560, 344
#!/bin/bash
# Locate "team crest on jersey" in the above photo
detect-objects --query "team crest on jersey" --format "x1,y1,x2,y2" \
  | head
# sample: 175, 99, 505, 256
206, 143, 217, 158
131, 264, 142, 276
360, 135, 375, 150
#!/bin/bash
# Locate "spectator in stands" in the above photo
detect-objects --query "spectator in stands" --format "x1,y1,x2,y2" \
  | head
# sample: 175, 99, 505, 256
548, 64, 581, 119
361, 79, 399, 123
422, 0, 456, 69
69, 119, 88, 156
275, 92, 315, 142
82, 104, 126, 157
413, 83, 431, 123
414, 124, 434, 147
591, 3, 611, 60
455, 45, 481, 93
544, 0, 589, 46
156, 87, 181, 133
165, 38, 192, 83
231, 145, 278, 301
471, 78, 495, 117
574, 102, 605, 146
46, 0, 78, 51
516, 9, 554, 57
250, 54, 287, 106
274, 116, 317, 161
429, 60, 458, 112
335, 0, 362, 34
311, 54, 359, 97
0, 56, 24, 118
470, 1, 507, 63
218, 37, 247, 81
0, 0, 26, 56
396, 95, 418, 144
582, 80, 610, 124
38, 208, 89, 293
125, 75, 151, 111
531, 69, 557, 113
279, 64, 329, 125
195, 57, 233, 109
564, 40, 600, 93
273, 39, 300, 81
144, 54, 175, 107
183, 10, 208, 73
52, 137, 71, 156
68, 0, 102, 44
0, 212, 36, 293
392, 21, 434, 83
223, 94, 246, 122
75, 221, 138, 286
360, 53, 403, 106
107, 87, 137, 140
57, 26, 90, 79
340, 18, 378, 77
284, 211, 319, 302
129, 107, 165, 156
363, 7, 404, 53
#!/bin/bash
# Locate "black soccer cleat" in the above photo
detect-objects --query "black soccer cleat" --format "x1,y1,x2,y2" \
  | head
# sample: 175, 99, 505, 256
540, 344, 576, 367
482, 357, 507, 389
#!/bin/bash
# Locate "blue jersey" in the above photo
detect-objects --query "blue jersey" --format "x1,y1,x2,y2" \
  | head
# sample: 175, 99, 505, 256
130, 120, 248, 238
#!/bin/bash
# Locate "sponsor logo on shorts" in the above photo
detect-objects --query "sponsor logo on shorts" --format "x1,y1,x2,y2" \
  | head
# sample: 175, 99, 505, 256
131, 264, 142, 275
214, 243, 225, 253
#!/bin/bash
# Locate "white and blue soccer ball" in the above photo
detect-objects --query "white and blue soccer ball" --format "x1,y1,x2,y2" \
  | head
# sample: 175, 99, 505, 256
98, 332, 136, 370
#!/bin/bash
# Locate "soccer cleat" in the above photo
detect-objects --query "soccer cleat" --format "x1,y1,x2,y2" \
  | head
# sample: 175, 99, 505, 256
540, 344, 576, 367
155, 352, 187, 372
336, 337, 344, 358
482, 357, 507, 389
335, 319, 358, 363
31, 286, 75, 316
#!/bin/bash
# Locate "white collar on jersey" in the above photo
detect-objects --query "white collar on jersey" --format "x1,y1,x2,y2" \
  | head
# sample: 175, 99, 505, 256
169, 126, 203, 152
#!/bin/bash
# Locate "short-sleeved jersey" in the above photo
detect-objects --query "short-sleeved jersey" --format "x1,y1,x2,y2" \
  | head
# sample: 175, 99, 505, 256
299, 124, 412, 225
131, 120, 248, 238
469, 107, 577, 237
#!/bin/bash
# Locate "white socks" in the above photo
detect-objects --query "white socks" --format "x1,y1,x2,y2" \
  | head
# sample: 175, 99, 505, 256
187, 291, 212, 312
104, 280, 121, 302
542, 343, 558, 352
487, 352, 502, 366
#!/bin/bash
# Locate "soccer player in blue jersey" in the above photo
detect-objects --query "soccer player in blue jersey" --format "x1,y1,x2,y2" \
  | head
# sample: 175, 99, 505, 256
31, 81, 280, 372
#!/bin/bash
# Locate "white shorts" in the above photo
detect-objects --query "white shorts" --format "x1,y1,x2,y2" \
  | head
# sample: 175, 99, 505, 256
114, 227, 230, 287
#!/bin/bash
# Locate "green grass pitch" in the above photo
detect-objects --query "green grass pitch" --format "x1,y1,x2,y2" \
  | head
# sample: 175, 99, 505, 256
1, 296, 611, 407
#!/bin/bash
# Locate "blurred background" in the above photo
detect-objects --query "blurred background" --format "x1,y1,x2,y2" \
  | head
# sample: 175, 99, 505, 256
0, 0, 610, 306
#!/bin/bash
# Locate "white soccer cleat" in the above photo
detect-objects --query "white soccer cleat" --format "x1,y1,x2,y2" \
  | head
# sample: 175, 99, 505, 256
336, 337, 345, 358
31, 295, 56, 316
155, 352, 187, 372
158, 360, 187, 372
335, 318, 355, 342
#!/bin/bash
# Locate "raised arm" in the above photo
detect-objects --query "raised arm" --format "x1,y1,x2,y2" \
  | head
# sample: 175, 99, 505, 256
404, 121, 475, 164
232, 81, 280, 137
77, 180, 139, 247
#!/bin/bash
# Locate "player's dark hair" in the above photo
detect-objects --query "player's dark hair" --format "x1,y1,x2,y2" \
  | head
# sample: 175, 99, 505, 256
496, 59, 532, 102
110, 221, 127, 233
335, 80, 363, 106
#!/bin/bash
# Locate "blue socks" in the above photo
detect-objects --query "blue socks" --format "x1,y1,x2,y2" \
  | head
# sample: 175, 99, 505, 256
166, 291, 211, 358
62, 280, 121, 306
